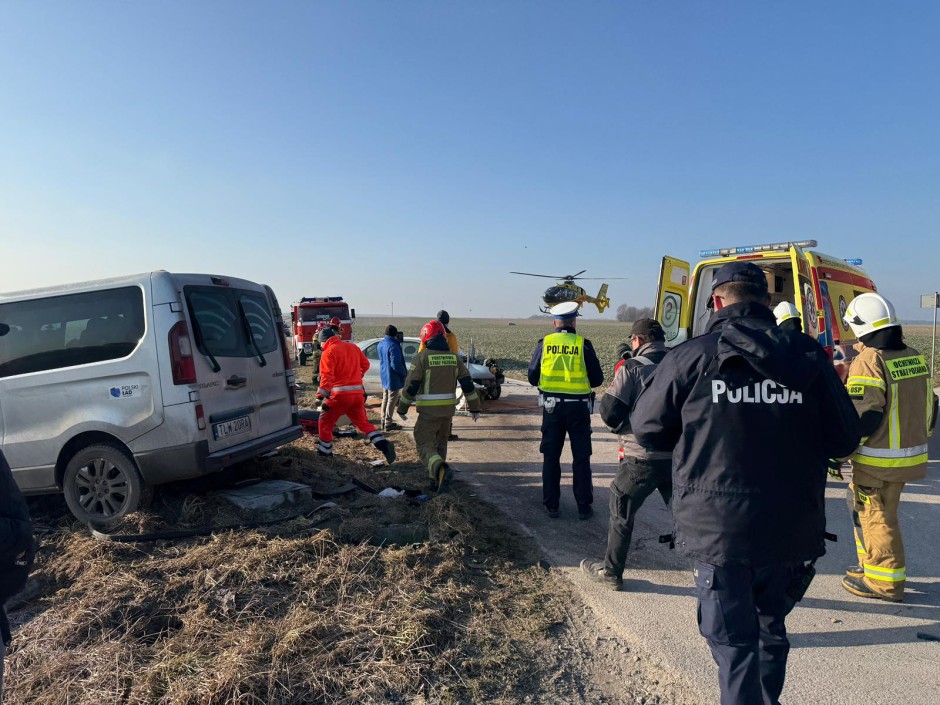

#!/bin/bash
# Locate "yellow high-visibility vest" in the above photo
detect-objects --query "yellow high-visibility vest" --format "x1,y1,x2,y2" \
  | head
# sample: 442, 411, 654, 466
539, 332, 590, 395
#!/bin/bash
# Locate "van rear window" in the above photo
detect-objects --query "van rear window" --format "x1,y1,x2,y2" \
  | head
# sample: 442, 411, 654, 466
185, 287, 279, 359
0, 287, 145, 378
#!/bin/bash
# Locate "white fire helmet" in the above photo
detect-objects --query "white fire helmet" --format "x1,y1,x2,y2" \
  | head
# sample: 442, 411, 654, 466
773, 301, 801, 325
843, 293, 899, 339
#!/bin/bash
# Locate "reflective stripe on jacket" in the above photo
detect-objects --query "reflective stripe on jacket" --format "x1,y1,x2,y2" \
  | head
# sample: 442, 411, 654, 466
846, 343, 931, 481
399, 340, 480, 418
539, 332, 590, 395
317, 337, 370, 397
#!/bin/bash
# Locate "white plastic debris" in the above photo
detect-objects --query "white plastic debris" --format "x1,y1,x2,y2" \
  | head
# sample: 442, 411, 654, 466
377, 488, 405, 498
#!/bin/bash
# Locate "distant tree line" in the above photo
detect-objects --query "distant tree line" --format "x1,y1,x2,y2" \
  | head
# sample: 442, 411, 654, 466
616, 304, 654, 322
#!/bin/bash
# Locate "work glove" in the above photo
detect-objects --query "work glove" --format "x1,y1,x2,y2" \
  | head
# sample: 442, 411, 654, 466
316, 394, 330, 412
471, 412, 481, 422
827, 459, 845, 481
397, 408, 409, 421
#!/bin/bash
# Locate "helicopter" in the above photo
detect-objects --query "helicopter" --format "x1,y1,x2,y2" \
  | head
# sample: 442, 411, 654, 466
510, 270, 622, 314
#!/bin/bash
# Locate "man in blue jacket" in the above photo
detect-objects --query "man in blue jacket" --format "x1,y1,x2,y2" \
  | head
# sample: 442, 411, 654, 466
377, 325, 408, 431
630, 262, 859, 705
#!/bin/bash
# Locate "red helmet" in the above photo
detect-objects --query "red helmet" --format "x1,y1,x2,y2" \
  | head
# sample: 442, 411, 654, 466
329, 316, 341, 327
420, 319, 446, 343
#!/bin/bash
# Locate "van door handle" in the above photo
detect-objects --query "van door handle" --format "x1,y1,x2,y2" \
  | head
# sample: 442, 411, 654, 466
226, 375, 247, 388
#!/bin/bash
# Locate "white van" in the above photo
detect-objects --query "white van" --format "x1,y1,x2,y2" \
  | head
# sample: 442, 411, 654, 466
0, 271, 302, 525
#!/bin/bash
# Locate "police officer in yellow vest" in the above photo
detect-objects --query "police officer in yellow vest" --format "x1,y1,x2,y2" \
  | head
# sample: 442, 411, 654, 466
528, 302, 604, 519
838, 293, 938, 602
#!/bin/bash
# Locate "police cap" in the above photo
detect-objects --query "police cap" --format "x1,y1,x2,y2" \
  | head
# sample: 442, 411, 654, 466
711, 261, 768, 293
549, 302, 580, 320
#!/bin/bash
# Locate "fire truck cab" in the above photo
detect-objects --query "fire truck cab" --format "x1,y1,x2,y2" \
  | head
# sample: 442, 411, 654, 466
289, 296, 355, 366
653, 240, 878, 376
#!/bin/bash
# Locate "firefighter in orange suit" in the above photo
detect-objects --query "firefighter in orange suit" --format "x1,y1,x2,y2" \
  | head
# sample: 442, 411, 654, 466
398, 319, 480, 492
838, 293, 937, 602
316, 327, 396, 464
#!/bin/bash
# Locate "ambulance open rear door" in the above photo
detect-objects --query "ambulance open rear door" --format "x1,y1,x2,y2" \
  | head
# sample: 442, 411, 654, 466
654, 256, 691, 347
788, 244, 820, 342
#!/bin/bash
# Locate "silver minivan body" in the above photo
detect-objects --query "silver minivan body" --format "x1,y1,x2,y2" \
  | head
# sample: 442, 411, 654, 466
0, 271, 302, 523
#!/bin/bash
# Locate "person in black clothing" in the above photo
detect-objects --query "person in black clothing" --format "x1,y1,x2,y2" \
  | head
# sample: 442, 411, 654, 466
528, 302, 604, 519
630, 262, 859, 705
581, 318, 671, 588
0, 324, 38, 698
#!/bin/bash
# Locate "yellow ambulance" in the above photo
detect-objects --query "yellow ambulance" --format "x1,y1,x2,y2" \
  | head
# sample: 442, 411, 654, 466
654, 240, 878, 373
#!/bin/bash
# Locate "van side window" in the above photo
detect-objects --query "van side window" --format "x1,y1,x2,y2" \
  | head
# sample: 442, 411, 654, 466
185, 286, 278, 359
0, 287, 145, 378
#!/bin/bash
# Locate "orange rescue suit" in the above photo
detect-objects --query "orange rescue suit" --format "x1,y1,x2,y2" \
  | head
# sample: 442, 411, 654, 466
317, 337, 370, 397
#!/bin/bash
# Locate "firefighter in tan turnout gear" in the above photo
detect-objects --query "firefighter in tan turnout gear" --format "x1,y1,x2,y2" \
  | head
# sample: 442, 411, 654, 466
398, 319, 481, 492
839, 293, 938, 602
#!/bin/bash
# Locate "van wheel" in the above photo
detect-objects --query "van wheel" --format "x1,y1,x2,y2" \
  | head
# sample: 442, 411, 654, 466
63, 444, 151, 526
490, 383, 502, 400
299, 351, 307, 366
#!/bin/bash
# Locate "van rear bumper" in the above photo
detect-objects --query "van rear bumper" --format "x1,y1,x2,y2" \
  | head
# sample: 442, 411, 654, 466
135, 425, 303, 484
204, 425, 303, 472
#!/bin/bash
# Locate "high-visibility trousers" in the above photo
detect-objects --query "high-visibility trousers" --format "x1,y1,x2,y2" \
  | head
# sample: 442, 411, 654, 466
317, 394, 382, 456
850, 478, 907, 600
414, 414, 453, 479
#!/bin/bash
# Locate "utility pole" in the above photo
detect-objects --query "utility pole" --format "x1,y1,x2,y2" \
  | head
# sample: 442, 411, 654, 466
391, 301, 394, 317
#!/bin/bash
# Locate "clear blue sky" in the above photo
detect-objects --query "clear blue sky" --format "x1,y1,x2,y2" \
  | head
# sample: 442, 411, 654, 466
1, 2, 937, 319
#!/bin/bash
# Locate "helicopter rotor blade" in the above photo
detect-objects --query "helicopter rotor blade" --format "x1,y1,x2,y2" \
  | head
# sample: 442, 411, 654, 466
569, 277, 627, 280
510, 271, 570, 279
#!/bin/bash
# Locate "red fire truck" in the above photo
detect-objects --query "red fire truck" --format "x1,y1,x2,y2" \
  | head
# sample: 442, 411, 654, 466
289, 296, 355, 365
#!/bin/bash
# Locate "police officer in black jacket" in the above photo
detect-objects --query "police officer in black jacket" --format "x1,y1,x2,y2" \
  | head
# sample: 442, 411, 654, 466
630, 262, 859, 705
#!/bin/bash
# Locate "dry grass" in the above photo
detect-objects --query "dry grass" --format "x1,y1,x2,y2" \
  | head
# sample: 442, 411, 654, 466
6, 421, 569, 705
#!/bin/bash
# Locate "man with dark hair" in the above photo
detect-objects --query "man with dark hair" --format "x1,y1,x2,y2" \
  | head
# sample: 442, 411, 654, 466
528, 302, 604, 520
581, 318, 670, 588
419, 310, 458, 354
630, 261, 859, 705
377, 324, 407, 431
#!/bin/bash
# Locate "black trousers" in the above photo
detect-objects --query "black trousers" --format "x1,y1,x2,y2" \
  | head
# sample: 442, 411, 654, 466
604, 456, 672, 577
539, 400, 593, 511
692, 561, 801, 705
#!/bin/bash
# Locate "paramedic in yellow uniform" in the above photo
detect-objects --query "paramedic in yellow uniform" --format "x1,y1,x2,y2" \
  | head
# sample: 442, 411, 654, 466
839, 293, 937, 602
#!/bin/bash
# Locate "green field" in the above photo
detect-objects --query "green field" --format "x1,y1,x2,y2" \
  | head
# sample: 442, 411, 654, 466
356, 317, 940, 387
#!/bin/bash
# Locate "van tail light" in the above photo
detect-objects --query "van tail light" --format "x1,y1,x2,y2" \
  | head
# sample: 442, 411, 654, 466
169, 321, 197, 385
274, 314, 299, 423
195, 404, 206, 431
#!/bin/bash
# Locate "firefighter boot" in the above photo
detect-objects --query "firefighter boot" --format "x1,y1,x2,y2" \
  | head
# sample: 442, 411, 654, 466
846, 565, 864, 579
375, 439, 396, 465
841, 575, 903, 603
436, 462, 454, 494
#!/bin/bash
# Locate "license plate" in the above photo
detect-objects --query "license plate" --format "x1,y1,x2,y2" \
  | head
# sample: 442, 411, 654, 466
213, 415, 252, 440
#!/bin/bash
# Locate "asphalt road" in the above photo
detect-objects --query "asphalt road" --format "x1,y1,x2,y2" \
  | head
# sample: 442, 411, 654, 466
437, 379, 940, 705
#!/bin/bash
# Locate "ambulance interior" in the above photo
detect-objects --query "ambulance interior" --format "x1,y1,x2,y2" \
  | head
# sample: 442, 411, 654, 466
690, 259, 797, 338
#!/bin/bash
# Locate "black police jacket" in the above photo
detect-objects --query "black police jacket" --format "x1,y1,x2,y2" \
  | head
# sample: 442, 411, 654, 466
631, 302, 860, 567
0, 449, 35, 604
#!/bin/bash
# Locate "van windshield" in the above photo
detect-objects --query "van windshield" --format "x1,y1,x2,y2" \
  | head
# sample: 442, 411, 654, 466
299, 305, 348, 323
185, 287, 279, 360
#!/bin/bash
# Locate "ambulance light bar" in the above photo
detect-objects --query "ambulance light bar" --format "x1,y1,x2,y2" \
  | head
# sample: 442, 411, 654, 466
844, 258, 863, 266
699, 240, 818, 258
